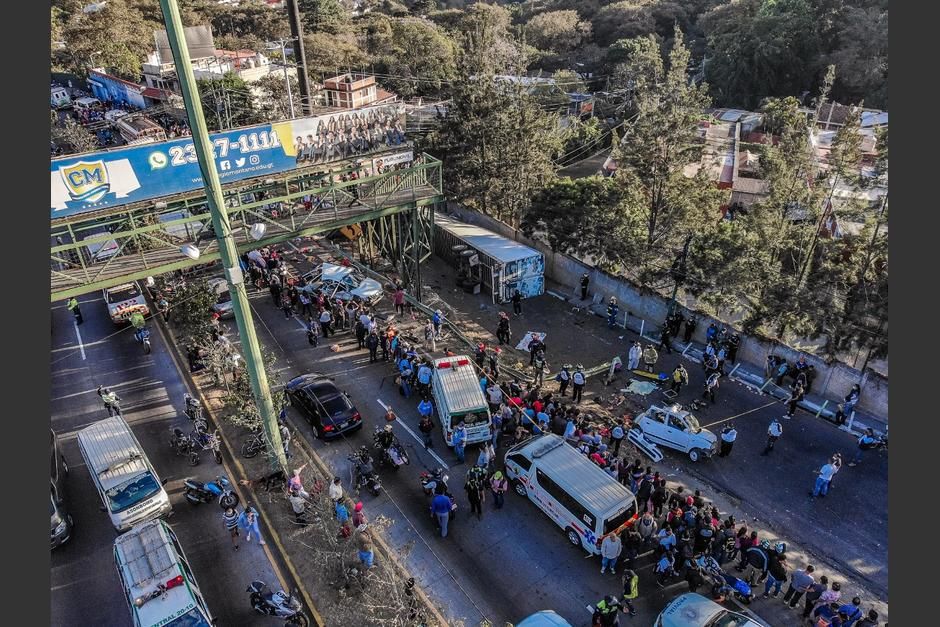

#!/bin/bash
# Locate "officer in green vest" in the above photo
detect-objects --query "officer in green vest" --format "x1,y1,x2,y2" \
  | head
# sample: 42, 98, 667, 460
66, 297, 82, 324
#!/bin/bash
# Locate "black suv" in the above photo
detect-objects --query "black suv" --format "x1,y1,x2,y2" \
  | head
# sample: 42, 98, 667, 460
285, 373, 362, 439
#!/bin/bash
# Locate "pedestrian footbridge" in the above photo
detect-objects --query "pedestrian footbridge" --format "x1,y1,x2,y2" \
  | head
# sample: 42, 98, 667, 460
50, 154, 443, 301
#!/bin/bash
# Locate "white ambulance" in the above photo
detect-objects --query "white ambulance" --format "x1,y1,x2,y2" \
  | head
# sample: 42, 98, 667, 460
430, 355, 492, 446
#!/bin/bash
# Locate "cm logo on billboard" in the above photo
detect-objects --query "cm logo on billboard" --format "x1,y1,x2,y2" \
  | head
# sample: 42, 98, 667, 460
61, 161, 110, 204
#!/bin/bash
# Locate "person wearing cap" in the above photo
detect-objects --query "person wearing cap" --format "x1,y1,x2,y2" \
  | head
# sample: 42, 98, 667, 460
642, 344, 659, 373
490, 470, 507, 508
556, 364, 572, 397
352, 501, 367, 529
488, 348, 501, 380
474, 342, 487, 369
511, 289, 522, 315
593, 595, 621, 626
496, 311, 511, 344
432, 309, 443, 337
761, 419, 783, 455
671, 364, 689, 393
627, 341, 642, 371
719, 424, 737, 457
571, 365, 586, 403
609, 418, 626, 456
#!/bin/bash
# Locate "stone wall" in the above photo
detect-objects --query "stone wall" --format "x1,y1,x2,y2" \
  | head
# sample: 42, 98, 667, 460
443, 205, 888, 421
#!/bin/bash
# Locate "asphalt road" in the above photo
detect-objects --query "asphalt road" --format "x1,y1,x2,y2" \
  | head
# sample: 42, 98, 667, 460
50, 295, 282, 627
230, 243, 888, 624
233, 286, 737, 625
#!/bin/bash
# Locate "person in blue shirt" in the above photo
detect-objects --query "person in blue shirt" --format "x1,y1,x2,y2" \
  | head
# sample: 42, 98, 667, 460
399, 357, 413, 398
849, 428, 878, 466
479, 375, 488, 395
432, 310, 443, 337
430, 493, 452, 537
452, 422, 467, 463
418, 398, 433, 419
837, 597, 864, 626
417, 362, 433, 399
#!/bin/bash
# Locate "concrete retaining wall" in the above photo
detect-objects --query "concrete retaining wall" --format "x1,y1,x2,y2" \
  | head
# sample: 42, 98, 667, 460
443, 206, 888, 421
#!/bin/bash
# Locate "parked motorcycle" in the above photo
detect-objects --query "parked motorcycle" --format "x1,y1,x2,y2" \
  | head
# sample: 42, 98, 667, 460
170, 428, 200, 466
247, 580, 309, 626
419, 468, 449, 497
373, 425, 410, 470
419, 468, 457, 515
348, 447, 382, 496
183, 475, 239, 508
191, 428, 223, 465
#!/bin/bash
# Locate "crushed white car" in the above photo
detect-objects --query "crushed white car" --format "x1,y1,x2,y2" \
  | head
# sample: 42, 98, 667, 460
633, 404, 718, 462
301, 262, 384, 306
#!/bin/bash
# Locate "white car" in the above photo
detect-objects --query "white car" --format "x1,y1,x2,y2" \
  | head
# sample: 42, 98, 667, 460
634, 404, 717, 462
656, 593, 762, 627
207, 278, 234, 319
301, 262, 384, 306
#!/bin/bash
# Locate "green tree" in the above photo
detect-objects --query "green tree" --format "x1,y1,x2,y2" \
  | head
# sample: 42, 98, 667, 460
303, 31, 369, 79
164, 278, 219, 345
59, 1, 155, 79
253, 73, 303, 121
56, 117, 99, 154
196, 73, 263, 131
606, 29, 723, 287
411, 0, 438, 15
373, 18, 458, 98
298, 0, 349, 35
590, 1, 657, 48
701, 0, 821, 109
824, 4, 888, 109
524, 10, 591, 53
759, 96, 807, 136
430, 3, 563, 226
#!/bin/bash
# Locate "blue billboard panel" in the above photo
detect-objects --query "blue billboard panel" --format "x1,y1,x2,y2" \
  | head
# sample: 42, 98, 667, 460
50, 104, 405, 219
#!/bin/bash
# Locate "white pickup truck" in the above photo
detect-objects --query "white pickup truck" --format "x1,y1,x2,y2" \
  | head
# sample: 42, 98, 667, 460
103, 282, 149, 324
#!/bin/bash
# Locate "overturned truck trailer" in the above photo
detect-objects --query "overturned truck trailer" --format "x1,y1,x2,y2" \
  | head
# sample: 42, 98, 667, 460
433, 212, 545, 304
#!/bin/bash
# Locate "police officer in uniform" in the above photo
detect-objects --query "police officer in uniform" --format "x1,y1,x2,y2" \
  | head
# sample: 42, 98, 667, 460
719, 423, 737, 457
580, 273, 590, 300
572, 364, 586, 403
556, 364, 572, 397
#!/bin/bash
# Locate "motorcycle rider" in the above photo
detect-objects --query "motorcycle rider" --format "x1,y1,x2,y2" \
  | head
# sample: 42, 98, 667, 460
130, 310, 147, 343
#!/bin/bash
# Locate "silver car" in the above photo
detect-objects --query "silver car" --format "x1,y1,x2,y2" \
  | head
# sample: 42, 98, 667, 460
207, 278, 234, 319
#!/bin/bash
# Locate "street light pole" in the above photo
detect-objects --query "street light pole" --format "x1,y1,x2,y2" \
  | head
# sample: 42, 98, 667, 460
267, 39, 295, 119
158, 0, 287, 472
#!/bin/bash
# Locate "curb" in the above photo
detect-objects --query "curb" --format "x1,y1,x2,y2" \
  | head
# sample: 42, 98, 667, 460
153, 296, 448, 627
290, 430, 451, 627
152, 312, 327, 627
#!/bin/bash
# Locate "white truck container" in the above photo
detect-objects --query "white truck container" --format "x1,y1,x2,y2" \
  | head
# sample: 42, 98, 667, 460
430, 355, 492, 447
434, 212, 545, 304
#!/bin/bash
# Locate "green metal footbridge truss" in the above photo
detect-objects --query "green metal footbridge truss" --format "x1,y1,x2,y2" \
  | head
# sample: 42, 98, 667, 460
50, 153, 444, 301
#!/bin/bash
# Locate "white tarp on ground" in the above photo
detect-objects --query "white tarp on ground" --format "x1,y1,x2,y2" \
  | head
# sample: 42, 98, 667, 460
516, 331, 547, 351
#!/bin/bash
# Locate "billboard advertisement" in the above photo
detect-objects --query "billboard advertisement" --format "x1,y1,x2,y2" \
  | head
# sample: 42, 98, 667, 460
51, 103, 405, 219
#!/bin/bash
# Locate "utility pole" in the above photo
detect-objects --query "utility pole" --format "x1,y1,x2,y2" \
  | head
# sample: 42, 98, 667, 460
667, 234, 693, 317
285, 0, 313, 115
266, 38, 296, 119
158, 0, 287, 472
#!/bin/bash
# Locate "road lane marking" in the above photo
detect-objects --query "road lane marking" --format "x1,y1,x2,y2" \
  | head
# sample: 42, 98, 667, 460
377, 398, 449, 470
73, 320, 86, 360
